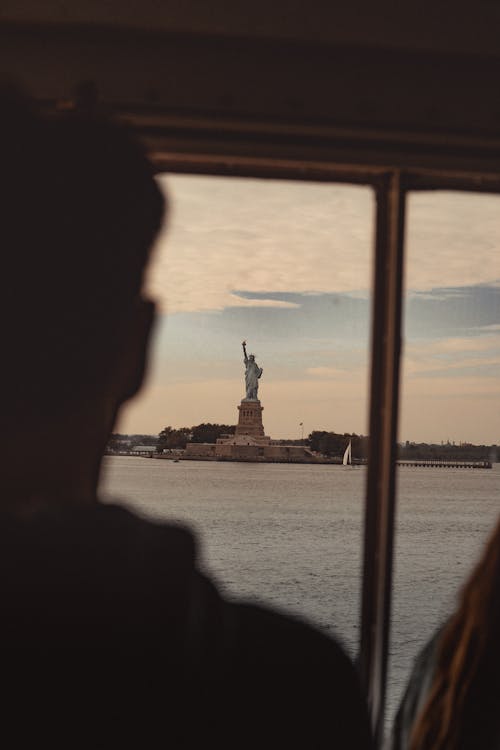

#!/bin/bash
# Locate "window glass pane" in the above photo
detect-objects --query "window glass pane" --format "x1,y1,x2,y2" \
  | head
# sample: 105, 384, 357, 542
100, 174, 374, 654
390, 191, 500, 721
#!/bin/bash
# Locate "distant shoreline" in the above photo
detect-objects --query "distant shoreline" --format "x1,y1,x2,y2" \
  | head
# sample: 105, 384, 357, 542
105, 451, 348, 465
104, 453, 493, 468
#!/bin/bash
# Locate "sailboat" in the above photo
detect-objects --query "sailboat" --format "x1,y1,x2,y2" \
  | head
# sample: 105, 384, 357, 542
342, 439, 352, 467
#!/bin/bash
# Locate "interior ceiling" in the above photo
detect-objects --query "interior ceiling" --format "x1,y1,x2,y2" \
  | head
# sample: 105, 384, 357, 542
2, 1, 500, 56
2, 2, 500, 175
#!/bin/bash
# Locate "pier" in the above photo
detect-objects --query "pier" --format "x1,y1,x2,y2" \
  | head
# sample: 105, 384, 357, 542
397, 460, 492, 469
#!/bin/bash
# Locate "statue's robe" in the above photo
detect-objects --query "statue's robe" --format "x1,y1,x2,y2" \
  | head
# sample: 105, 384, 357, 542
245, 360, 262, 399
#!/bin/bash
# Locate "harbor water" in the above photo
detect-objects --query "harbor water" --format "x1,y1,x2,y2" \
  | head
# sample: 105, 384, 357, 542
100, 456, 500, 727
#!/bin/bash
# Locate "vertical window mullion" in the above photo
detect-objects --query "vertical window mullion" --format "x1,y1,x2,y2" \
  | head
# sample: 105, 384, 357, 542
360, 171, 406, 746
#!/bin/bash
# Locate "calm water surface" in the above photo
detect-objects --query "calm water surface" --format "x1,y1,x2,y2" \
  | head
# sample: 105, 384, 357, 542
100, 457, 499, 724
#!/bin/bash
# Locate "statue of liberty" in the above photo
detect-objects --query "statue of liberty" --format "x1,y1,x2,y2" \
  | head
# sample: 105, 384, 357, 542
242, 341, 263, 400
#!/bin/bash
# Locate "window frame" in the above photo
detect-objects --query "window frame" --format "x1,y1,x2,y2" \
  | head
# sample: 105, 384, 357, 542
151, 153, 500, 746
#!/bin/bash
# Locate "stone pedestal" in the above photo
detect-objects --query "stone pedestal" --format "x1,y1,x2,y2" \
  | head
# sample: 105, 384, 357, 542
236, 399, 266, 439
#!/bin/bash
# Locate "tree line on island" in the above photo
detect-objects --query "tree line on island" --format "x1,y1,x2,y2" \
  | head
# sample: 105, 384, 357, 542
107, 426, 498, 462
107, 425, 364, 455
107, 424, 236, 453
156, 427, 370, 457
158, 424, 236, 449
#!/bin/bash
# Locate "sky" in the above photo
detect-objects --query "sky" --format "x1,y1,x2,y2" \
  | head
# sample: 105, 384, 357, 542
117, 175, 500, 444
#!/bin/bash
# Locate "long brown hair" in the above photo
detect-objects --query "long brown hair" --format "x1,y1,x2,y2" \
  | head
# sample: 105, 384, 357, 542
410, 514, 500, 750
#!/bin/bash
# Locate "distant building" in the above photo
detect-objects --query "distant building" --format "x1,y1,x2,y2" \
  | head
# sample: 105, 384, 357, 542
131, 445, 156, 454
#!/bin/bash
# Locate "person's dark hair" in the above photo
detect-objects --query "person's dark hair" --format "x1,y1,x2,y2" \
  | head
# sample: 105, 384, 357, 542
0, 88, 165, 416
409, 516, 500, 750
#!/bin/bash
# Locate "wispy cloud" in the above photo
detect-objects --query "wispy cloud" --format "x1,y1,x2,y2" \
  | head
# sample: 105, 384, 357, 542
408, 289, 470, 302
404, 356, 500, 377
406, 191, 500, 293
148, 176, 374, 313
306, 366, 361, 379
405, 285, 500, 338
148, 178, 500, 314
226, 294, 300, 309
403, 334, 500, 377
476, 324, 500, 332
406, 335, 500, 356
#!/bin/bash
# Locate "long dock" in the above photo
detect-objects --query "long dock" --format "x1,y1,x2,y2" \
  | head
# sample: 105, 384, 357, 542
397, 460, 492, 469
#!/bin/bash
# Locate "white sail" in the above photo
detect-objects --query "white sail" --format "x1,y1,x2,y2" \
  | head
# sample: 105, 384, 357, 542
342, 439, 352, 466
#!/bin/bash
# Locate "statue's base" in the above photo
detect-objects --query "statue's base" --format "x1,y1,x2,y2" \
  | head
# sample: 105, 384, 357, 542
235, 398, 268, 441
184, 395, 315, 461
213, 399, 270, 447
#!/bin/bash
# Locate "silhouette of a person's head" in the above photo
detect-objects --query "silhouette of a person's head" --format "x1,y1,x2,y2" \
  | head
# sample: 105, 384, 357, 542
0, 89, 165, 426
0, 88, 166, 503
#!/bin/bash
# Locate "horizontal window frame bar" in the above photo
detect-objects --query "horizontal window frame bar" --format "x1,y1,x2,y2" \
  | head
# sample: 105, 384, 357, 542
153, 153, 500, 195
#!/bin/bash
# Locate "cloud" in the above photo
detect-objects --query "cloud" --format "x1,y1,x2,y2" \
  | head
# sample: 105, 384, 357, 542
437, 336, 500, 353
402, 375, 500, 397
405, 334, 500, 357
404, 356, 500, 377
226, 295, 300, 309
147, 175, 374, 313
406, 191, 500, 292
405, 285, 500, 338
147, 176, 500, 314
306, 366, 356, 378
403, 333, 500, 378
476, 324, 500, 332
408, 289, 470, 301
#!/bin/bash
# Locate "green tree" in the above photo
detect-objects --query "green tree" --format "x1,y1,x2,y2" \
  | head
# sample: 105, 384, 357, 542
157, 426, 192, 451
190, 423, 235, 443
308, 430, 343, 456
157, 426, 174, 452
308, 430, 367, 459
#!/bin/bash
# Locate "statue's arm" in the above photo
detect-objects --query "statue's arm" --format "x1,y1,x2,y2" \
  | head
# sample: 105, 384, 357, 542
242, 340, 248, 364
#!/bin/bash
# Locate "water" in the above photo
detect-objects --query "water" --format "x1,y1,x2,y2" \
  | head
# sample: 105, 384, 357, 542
100, 456, 499, 726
